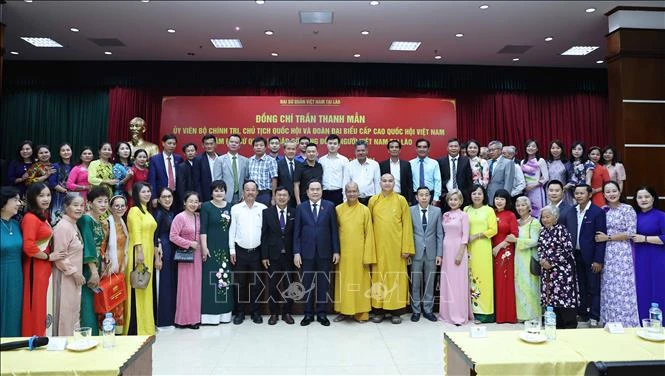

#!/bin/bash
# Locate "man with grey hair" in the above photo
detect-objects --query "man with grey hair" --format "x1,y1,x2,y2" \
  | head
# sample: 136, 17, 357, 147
502, 145, 526, 201
343, 140, 381, 205
486, 140, 515, 202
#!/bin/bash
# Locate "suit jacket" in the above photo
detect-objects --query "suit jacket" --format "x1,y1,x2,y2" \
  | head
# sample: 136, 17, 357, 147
277, 158, 302, 207
379, 159, 414, 204
175, 160, 194, 206
148, 152, 183, 200
437, 155, 473, 203
212, 153, 249, 200
556, 201, 573, 226
293, 199, 340, 260
261, 205, 296, 260
410, 205, 443, 261
565, 202, 607, 265
192, 153, 219, 202
487, 157, 515, 202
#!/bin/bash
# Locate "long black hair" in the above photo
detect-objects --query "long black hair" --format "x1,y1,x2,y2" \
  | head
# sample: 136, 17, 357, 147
25, 182, 50, 221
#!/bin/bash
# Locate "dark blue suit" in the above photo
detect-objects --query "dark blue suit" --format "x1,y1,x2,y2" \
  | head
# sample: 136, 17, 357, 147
148, 152, 183, 200
293, 199, 340, 317
565, 202, 607, 321
556, 201, 573, 226
192, 154, 218, 202
277, 158, 301, 208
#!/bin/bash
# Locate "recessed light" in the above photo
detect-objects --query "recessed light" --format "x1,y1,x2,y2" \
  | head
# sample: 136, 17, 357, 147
21, 37, 63, 47
167, 29, 176, 33
585, 7, 596, 13
455, 33, 464, 38
271, 52, 279, 57
361, 30, 370, 36
140, 0, 150, 3
235, 26, 240, 31
10, 51, 19, 55
596, 60, 604, 64
369, 1, 380, 5
479, 4, 489, 10
512, 58, 520, 61
561, 46, 599, 56
256, 0, 265, 4
210, 38, 243, 48
389, 41, 421, 51
353, 53, 361, 58
265, 30, 274, 36
104, 51, 113, 55
24, 0, 33, 3
70, 28, 80, 33
544, 36, 553, 42
434, 55, 442, 60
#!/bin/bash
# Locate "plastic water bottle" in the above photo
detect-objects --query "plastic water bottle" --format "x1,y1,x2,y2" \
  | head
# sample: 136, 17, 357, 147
649, 303, 663, 322
544, 306, 556, 340
102, 312, 116, 349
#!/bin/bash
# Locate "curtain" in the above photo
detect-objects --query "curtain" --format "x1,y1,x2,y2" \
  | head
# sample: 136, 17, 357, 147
108, 87, 164, 147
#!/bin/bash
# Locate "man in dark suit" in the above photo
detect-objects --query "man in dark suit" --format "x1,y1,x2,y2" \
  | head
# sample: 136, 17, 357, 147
193, 134, 220, 202
277, 140, 301, 208
148, 133, 183, 207
546, 180, 572, 225
379, 139, 414, 205
175, 142, 197, 212
438, 138, 473, 210
261, 186, 297, 325
565, 184, 607, 327
293, 179, 340, 326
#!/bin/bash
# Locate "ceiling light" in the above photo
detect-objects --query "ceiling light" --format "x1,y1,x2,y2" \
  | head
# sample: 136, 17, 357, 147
104, 51, 113, 55
561, 46, 599, 56
434, 55, 442, 60
353, 53, 361, 58
544, 36, 553, 42
21, 37, 63, 47
455, 33, 464, 38
167, 29, 176, 33
271, 52, 279, 57
235, 26, 240, 31
512, 58, 520, 61
24, 0, 33, 3
140, 0, 150, 3
210, 38, 243, 48
299, 11, 333, 24
361, 30, 370, 35
10, 51, 19, 55
585, 7, 596, 13
265, 30, 274, 36
256, 0, 265, 4
389, 41, 421, 51
596, 60, 604, 64
70, 28, 80, 33
370, 1, 380, 5
479, 4, 489, 9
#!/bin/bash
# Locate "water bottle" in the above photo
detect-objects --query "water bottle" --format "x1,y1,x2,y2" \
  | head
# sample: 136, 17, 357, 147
102, 312, 116, 349
649, 303, 662, 322
544, 306, 556, 340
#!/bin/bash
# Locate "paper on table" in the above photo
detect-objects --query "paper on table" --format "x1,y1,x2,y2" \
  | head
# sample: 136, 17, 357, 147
47, 337, 67, 351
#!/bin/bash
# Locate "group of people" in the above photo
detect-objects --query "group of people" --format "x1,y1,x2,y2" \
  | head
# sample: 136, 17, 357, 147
1, 118, 663, 337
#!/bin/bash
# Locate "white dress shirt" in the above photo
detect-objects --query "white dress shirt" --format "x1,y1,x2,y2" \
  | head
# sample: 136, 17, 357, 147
575, 201, 590, 250
162, 152, 177, 184
318, 153, 349, 190
511, 161, 526, 197
343, 158, 381, 199
390, 159, 402, 193
207, 153, 218, 178
228, 200, 267, 255
445, 156, 459, 192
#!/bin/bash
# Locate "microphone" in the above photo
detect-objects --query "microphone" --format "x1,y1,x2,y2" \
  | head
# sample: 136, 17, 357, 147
0, 336, 49, 351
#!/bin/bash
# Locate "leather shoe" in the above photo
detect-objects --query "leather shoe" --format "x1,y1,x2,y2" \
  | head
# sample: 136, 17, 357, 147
391, 315, 403, 324
317, 316, 331, 326
370, 314, 385, 323
282, 313, 295, 325
189, 324, 200, 330
268, 315, 279, 325
251, 313, 263, 324
423, 312, 438, 322
411, 313, 421, 322
233, 314, 245, 325
301, 316, 314, 326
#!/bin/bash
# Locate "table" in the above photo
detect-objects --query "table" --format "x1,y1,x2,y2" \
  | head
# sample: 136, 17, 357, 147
444, 328, 665, 375
1, 335, 155, 376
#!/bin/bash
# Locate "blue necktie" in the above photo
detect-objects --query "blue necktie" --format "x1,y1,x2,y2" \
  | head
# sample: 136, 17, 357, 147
312, 203, 318, 221
419, 159, 425, 188
421, 209, 427, 232
279, 209, 286, 232
489, 159, 495, 179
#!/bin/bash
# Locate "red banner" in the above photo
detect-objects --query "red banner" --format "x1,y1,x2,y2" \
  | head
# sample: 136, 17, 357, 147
160, 96, 456, 160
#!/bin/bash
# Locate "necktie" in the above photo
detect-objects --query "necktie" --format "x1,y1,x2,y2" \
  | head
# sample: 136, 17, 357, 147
232, 156, 239, 194
421, 208, 428, 232
289, 161, 294, 179
419, 159, 425, 188
452, 157, 458, 189
279, 209, 286, 232
489, 159, 495, 179
167, 156, 175, 190
312, 203, 318, 221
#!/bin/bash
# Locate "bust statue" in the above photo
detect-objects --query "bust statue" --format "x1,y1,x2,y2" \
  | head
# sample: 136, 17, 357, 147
128, 117, 160, 158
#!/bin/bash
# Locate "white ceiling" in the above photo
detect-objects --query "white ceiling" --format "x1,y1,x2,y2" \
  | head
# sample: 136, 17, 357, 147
2, 0, 663, 67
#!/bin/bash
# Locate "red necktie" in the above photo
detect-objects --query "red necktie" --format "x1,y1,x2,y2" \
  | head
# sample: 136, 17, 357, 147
167, 156, 175, 190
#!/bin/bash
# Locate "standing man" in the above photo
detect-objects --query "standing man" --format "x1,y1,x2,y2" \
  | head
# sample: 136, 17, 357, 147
277, 140, 301, 208
486, 140, 515, 203
293, 180, 340, 326
334, 181, 376, 323
410, 139, 441, 206
547, 180, 572, 225
319, 134, 349, 207
267, 136, 283, 161
438, 138, 473, 209
502, 145, 526, 202
247, 137, 278, 206
409, 187, 443, 322
368, 173, 415, 324
261, 186, 296, 325
229, 180, 267, 325
175, 142, 197, 211
379, 139, 414, 205
193, 134, 220, 202
343, 140, 381, 205
293, 143, 323, 205
295, 136, 310, 163
148, 133, 183, 207
565, 184, 606, 328
213, 134, 249, 205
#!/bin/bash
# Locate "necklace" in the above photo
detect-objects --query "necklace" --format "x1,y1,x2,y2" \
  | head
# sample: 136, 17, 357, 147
1, 219, 13, 235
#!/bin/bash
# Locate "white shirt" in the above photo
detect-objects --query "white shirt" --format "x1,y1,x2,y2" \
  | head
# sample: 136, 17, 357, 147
162, 152, 177, 184
575, 201, 590, 250
318, 153, 348, 190
389, 159, 402, 193
342, 158, 381, 200
310, 200, 321, 215
511, 162, 526, 197
228, 200, 267, 254
445, 155, 459, 192
207, 153, 218, 178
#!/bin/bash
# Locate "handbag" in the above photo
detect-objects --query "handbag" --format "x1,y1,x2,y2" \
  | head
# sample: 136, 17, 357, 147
94, 273, 127, 313
174, 213, 198, 263
130, 263, 151, 289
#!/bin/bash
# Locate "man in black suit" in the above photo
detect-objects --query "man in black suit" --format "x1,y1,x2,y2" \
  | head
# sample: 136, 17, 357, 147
175, 142, 197, 211
438, 138, 473, 210
261, 186, 296, 325
193, 134, 220, 202
293, 180, 340, 326
277, 140, 301, 208
546, 180, 572, 225
379, 139, 414, 205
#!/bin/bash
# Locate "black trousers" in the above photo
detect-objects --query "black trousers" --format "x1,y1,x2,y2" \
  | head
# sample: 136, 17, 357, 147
256, 190, 272, 207
574, 250, 601, 321
300, 257, 331, 317
267, 253, 297, 315
323, 189, 343, 207
554, 307, 578, 329
234, 245, 262, 315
